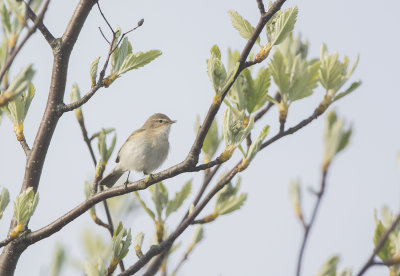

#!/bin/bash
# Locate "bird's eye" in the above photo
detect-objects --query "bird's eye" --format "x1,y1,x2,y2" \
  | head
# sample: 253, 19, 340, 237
158, 119, 163, 123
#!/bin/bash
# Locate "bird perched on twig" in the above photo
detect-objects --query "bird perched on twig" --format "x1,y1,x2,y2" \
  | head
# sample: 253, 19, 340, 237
99, 113, 176, 188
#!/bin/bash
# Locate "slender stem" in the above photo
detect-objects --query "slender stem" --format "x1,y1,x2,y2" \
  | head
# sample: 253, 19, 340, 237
19, 137, 31, 156
24, 0, 56, 47
257, 0, 266, 14
295, 166, 329, 276
356, 213, 400, 276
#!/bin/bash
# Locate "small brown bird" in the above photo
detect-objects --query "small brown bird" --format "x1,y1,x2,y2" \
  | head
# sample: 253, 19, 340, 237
99, 113, 176, 188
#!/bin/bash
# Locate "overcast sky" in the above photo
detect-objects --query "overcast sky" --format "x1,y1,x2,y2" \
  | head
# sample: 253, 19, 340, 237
1, 0, 400, 275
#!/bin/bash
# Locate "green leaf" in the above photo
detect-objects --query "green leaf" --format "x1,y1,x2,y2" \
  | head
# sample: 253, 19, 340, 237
288, 59, 320, 102
207, 45, 227, 93
316, 256, 339, 276
96, 128, 117, 163
228, 10, 260, 45
373, 221, 395, 261
90, 56, 100, 86
118, 50, 162, 75
150, 182, 169, 220
202, 119, 220, 159
271, 7, 298, 46
247, 67, 271, 113
216, 177, 247, 215
112, 37, 132, 73
4, 64, 35, 102
166, 180, 192, 218
289, 179, 302, 219
222, 109, 254, 149
269, 50, 290, 100
0, 187, 10, 220
218, 193, 247, 215
50, 244, 66, 276
134, 232, 144, 250
112, 222, 132, 261
191, 225, 204, 245
333, 81, 362, 102
83, 259, 106, 276
133, 191, 155, 221
245, 125, 269, 164
13, 187, 39, 226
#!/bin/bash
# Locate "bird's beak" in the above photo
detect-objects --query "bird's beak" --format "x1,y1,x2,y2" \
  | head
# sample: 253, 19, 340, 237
170, 120, 177, 124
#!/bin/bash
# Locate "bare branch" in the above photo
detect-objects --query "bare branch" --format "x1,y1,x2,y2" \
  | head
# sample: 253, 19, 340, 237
96, 1, 114, 34
295, 165, 330, 276
98, 26, 110, 45
257, 0, 266, 14
356, 214, 400, 276
24, 0, 56, 48
19, 137, 31, 156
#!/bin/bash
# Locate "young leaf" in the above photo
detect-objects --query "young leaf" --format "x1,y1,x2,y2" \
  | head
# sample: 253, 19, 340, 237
0, 187, 10, 220
269, 50, 290, 99
244, 125, 269, 166
118, 50, 162, 75
289, 179, 302, 220
228, 10, 259, 45
288, 59, 320, 102
13, 187, 39, 232
90, 56, 100, 86
216, 178, 247, 215
247, 67, 271, 113
166, 180, 192, 218
271, 7, 298, 46
373, 221, 395, 261
133, 191, 156, 221
202, 118, 220, 159
150, 182, 168, 220
315, 256, 339, 276
207, 45, 227, 94
333, 81, 362, 102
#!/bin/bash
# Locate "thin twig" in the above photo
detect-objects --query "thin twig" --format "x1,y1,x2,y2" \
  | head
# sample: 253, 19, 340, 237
96, 1, 114, 34
295, 165, 329, 276
356, 213, 400, 276
98, 27, 110, 45
0, 0, 52, 96
19, 137, 31, 156
257, 0, 266, 14
171, 250, 190, 276
261, 109, 322, 150
24, 0, 56, 47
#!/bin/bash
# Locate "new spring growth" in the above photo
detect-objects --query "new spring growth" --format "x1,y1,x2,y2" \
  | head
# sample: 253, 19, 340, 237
134, 232, 144, 258
289, 179, 303, 221
109, 223, 132, 272
255, 42, 272, 63
317, 44, 360, 115
70, 83, 83, 123
0, 187, 10, 220
322, 111, 352, 172
12, 187, 39, 237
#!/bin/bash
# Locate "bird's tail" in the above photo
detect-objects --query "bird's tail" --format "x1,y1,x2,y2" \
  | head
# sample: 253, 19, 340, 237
99, 167, 124, 188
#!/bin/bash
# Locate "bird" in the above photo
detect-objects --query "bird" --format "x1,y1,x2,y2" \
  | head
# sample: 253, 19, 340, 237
99, 113, 176, 188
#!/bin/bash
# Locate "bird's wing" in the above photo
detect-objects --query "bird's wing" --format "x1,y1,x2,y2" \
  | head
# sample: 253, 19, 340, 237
116, 128, 146, 163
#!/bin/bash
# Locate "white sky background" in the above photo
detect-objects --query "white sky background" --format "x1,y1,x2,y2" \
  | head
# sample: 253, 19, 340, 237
0, 0, 399, 275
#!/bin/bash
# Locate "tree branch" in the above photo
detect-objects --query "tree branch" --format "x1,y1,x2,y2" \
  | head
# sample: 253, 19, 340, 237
19, 137, 31, 156
257, 0, 266, 14
295, 165, 330, 276
356, 213, 400, 276
25, 0, 57, 48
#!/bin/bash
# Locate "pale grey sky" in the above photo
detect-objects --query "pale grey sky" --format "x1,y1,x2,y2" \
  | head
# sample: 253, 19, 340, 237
1, 0, 399, 275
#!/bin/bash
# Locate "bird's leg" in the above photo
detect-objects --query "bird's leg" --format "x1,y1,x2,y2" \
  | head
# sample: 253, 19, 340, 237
144, 172, 153, 185
124, 171, 131, 190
